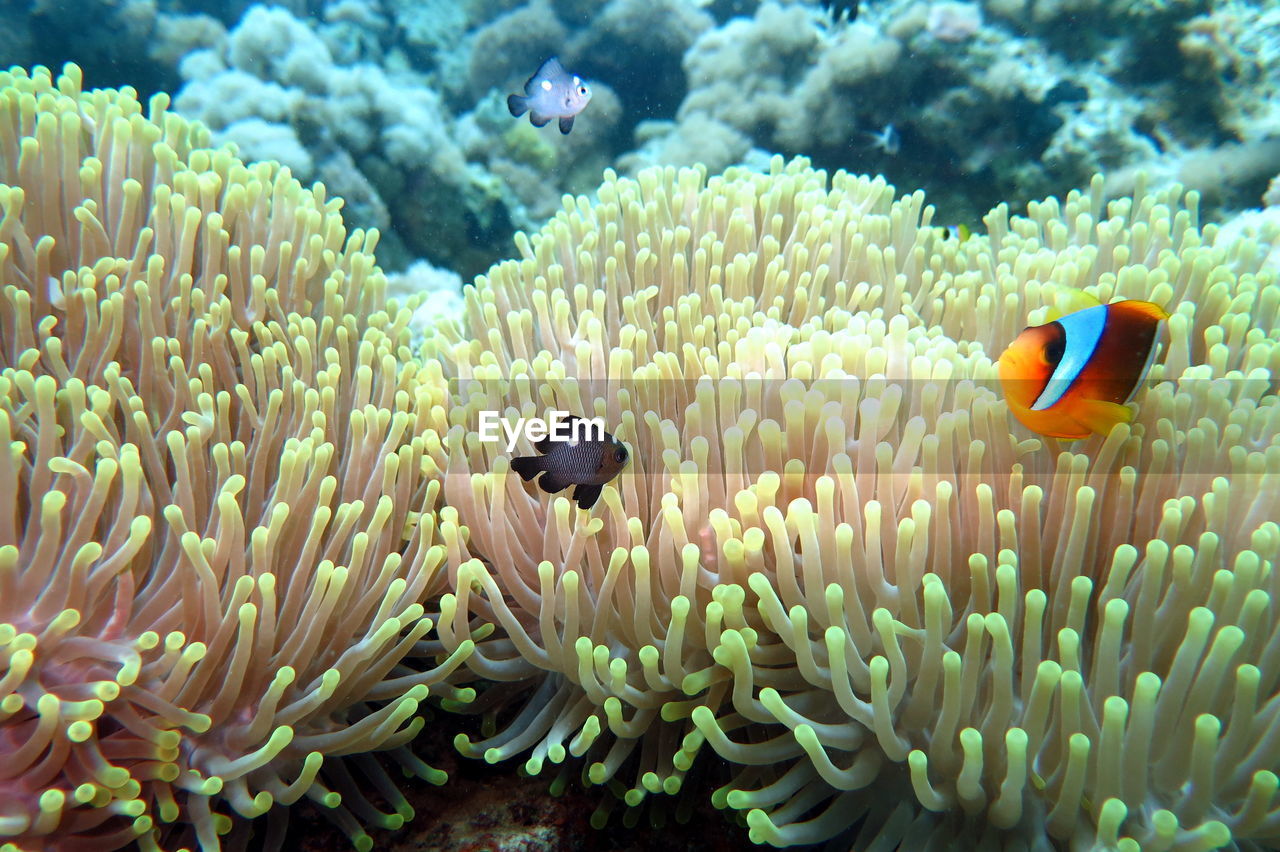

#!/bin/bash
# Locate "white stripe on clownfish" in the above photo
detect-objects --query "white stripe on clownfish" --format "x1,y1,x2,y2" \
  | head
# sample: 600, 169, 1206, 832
1031, 302, 1107, 411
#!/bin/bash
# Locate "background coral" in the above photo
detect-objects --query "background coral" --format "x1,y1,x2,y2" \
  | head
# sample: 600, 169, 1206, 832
423, 156, 1280, 848
0, 64, 469, 851
170, 2, 631, 278
630, 0, 1280, 234
10, 0, 1276, 291
0, 0, 226, 99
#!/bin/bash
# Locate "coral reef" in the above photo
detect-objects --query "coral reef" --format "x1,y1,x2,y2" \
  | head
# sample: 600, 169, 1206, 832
385, 259, 467, 341
633, 0, 1280, 230
564, 0, 714, 118
173, 4, 497, 274
4, 0, 1280, 839
5, 0, 1280, 287
169, 2, 638, 279
1179, 0, 1280, 141
424, 156, 1280, 848
0, 64, 469, 851
0, 0, 226, 98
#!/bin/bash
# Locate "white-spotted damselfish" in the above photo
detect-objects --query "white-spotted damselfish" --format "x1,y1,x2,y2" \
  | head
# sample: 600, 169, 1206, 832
998, 293, 1169, 439
507, 57, 592, 134
509, 415, 628, 509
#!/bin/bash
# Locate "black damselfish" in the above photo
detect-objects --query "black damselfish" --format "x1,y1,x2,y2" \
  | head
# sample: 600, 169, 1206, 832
509, 415, 629, 510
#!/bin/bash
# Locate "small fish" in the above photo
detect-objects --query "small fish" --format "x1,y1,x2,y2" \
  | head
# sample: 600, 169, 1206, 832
821, 0, 860, 21
507, 57, 592, 135
940, 223, 971, 242
864, 123, 899, 155
509, 414, 629, 509
998, 296, 1169, 439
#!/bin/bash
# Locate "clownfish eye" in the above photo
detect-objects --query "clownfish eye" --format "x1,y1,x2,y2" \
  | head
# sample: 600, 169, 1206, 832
1044, 334, 1065, 366
579, 86, 589, 95
614, 445, 628, 464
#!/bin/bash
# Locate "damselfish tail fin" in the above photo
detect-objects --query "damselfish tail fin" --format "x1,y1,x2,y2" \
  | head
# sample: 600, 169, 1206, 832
507, 94, 529, 117
509, 455, 542, 481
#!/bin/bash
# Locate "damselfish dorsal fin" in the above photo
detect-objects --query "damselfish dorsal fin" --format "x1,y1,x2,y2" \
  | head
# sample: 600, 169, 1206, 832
539, 57, 567, 78
536, 414, 593, 452
525, 57, 567, 93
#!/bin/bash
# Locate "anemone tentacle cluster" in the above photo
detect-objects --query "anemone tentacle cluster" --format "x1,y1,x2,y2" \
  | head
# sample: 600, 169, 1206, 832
426, 157, 1280, 848
3, 61, 1280, 852
0, 64, 470, 851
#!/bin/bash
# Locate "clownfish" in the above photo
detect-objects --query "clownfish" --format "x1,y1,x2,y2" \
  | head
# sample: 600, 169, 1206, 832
509, 414, 629, 509
998, 296, 1169, 439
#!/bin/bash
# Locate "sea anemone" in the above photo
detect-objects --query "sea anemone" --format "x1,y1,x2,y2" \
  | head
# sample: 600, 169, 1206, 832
425, 157, 1280, 847
0, 63, 469, 851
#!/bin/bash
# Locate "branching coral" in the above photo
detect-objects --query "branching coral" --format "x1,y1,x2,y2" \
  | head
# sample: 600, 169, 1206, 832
0, 63, 470, 851
424, 156, 1280, 847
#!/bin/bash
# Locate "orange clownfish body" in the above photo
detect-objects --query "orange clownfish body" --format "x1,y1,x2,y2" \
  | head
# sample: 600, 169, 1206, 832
998, 299, 1169, 439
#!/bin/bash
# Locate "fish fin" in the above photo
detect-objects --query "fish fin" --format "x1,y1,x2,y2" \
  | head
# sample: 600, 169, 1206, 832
534, 413, 570, 453
507, 94, 529, 117
535, 471, 573, 495
529, 111, 551, 128
508, 455, 544, 482
1116, 299, 1171, 321
572, 482, 603, 510
537, 57, 566, 80
536, 414, 582, 451
1072, 398, 1132, 437
1045, 287, 1103, 322
559, 115, 575, 134
558, 414, 592, 431
524, 57, 566, 93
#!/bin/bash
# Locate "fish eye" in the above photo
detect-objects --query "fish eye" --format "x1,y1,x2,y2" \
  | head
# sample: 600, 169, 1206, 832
1044, 335, 1065, 366
614, 445, 628, 464
579, 86, 589, 95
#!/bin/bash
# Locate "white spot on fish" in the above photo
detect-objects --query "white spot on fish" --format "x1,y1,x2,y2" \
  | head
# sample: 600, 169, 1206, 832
541, 79, 553, 91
